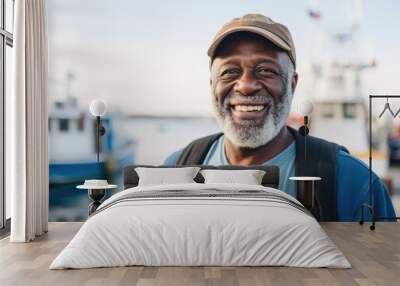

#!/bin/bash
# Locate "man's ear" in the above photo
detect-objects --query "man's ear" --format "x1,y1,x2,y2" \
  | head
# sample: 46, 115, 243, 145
209, 59, 218, 86
209, 63, 215, 86
291, 72, 298, 95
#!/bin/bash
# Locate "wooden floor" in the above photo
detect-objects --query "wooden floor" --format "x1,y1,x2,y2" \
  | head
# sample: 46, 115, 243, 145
0, 222, 399, 286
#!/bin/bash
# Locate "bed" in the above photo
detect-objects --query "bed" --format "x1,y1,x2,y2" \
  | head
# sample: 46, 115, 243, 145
50, 165, 350, 269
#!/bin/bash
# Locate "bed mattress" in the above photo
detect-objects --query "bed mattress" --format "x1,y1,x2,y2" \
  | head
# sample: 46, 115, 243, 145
50, 183, 351, 269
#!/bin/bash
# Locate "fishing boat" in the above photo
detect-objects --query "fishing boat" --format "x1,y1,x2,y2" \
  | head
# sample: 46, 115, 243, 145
292, 0, 390, 184
49, 95, 135, 185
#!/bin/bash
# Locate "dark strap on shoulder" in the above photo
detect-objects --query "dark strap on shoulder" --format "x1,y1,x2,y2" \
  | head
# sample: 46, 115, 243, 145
287, 126, 349, 221
176, 132, 223, 165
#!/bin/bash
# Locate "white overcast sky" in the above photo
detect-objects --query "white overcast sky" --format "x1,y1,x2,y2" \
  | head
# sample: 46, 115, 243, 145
47, 0, 400, 116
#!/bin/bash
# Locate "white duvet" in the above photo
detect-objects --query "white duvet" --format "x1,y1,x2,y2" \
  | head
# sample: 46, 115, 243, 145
50, 183, 351, 269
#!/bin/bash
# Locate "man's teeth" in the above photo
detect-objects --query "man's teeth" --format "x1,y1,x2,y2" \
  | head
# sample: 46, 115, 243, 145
233, 105, 265, 112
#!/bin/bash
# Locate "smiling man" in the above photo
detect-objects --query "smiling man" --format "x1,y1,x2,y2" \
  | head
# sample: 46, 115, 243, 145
164, 14, 395, 221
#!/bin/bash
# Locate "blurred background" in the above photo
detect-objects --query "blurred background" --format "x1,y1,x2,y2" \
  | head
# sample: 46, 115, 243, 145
46, 0, 400, 221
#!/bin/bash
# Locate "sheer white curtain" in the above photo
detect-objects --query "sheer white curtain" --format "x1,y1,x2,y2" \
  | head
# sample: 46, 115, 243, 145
8, 0, 49, 242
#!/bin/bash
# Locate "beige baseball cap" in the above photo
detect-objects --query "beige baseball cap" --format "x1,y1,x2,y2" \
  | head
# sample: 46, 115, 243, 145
207, 14, 296, 68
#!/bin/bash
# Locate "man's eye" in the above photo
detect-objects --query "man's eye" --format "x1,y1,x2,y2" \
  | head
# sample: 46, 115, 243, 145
257, 68, 277, 75
221, 69, 240, 77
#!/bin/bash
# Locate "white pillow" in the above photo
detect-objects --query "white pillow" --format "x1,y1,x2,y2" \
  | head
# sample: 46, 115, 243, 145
135, 167, 201, 186
200, 169, 266, 185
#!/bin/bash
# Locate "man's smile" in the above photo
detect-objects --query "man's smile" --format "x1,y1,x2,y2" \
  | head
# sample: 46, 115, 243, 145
232, 104, 266, 112
229, 103, 269, 121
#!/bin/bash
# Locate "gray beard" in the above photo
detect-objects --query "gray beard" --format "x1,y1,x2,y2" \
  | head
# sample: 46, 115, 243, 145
212, 82, 293, 148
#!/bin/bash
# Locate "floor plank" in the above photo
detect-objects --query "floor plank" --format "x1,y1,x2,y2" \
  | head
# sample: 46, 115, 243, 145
0, 222, 399, 286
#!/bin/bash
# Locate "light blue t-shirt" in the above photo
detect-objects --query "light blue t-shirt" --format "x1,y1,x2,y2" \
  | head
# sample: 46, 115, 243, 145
202, 135, 296, 197
164, 135, 396, 221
